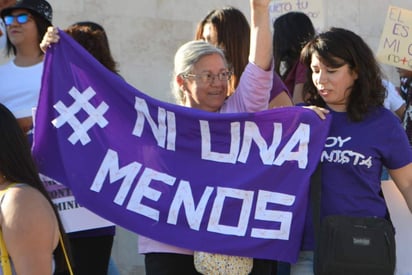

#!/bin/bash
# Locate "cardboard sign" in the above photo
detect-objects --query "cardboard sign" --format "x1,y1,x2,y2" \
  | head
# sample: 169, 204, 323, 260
377, 6, 412, 70
269, 0, 325, 32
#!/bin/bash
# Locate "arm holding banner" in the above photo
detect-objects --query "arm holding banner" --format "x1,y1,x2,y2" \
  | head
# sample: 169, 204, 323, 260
292, 26, 412, 274
32, 0, 331, 271
39, 22, 119, 275
40, 26, 59, 53
141, 0, 279, 273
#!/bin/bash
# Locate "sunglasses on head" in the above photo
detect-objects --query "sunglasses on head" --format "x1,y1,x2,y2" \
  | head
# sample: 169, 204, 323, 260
3, 13, 30, 26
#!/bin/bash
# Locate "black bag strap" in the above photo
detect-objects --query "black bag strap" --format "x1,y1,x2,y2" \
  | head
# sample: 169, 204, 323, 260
310, 163, 322, 246
310, 164, 394, 241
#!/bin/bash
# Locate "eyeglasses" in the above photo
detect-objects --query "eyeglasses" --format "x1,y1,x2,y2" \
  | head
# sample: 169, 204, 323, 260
3, 13, 30, 26
183, 71, 232, 84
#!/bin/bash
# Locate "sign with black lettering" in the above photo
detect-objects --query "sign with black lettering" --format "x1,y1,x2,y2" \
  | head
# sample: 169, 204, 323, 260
377, 6, 412, 70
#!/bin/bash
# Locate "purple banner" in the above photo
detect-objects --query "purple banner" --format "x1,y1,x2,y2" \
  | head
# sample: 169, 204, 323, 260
32, 30, 331, 262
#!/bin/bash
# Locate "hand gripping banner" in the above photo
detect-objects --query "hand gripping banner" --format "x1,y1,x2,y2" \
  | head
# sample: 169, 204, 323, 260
32, 30, 331, 262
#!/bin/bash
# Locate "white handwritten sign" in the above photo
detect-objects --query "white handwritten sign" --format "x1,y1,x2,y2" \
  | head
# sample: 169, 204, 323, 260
269, 0, 325, 32
42, 176, 113, 233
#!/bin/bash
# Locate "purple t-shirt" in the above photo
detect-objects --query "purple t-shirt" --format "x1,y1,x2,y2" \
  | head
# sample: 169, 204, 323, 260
270, 72, 290, 102
284, 61, 306, 96
302, 107, 412, 250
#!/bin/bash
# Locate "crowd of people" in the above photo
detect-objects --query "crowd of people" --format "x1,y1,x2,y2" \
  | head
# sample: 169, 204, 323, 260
0, 0, 118, 274
0, 0, 412, 274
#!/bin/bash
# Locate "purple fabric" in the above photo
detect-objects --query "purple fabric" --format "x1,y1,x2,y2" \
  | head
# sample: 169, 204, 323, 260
284, 61, 307, 96
32, 30, 331, 262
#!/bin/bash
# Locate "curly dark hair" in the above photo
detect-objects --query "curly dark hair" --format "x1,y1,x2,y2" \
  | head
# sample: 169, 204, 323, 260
65, 22, 118, 74
300, 27, 385, 121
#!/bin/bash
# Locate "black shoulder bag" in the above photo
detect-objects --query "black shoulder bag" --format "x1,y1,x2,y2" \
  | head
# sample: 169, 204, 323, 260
310, 164, 396, 275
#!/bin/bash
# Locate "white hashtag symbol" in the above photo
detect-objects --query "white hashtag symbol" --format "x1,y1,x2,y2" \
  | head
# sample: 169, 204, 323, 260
52, 87, 109, 145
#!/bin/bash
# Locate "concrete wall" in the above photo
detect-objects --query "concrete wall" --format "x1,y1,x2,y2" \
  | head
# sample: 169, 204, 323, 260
45, 0, 412, 105
2, 0, 412, 274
